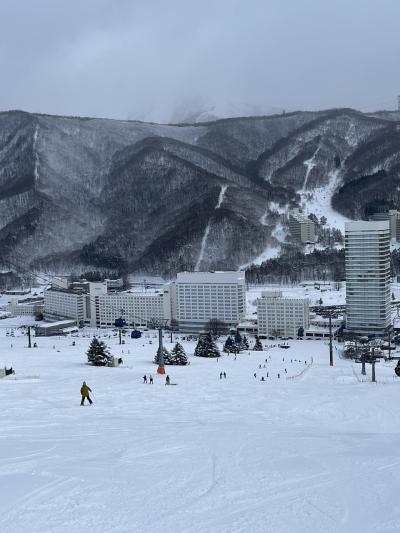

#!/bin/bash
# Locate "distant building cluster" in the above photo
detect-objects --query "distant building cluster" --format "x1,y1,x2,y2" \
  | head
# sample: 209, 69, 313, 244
42, 271, 246, 333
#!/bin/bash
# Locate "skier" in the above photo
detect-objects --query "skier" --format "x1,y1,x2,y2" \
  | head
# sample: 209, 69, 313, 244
267, 372, 269, 378
80, 381, 93, 405
149, 375, 153, 384
223, 372, 226, 379
259, 364, 262, 369
165, 375, 170, 385
220, 372, 223, 379
277, 373, 280, 379
254, 373, 257, 379
285, 368, 287, 373
143, 375, 147, 384
261, 376, 265, 381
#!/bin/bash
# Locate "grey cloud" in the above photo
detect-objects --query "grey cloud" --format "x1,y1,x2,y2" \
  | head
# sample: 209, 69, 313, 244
0, 0, 399, 122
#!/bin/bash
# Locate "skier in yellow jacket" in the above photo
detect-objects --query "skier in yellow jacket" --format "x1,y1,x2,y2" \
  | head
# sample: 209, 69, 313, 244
80, 381, 93, 405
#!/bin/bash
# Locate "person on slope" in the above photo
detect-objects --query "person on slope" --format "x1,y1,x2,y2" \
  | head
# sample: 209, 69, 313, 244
165, 375, 170, 385
80, 381, 93, 405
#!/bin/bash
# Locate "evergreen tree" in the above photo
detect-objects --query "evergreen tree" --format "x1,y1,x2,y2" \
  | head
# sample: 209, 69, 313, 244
154, 347, 171, 365
170, 342, 189, 365
241, 335, 249, 350
223, 336, 235, 352
234, 331, 242, 345
87, 336, 113, 366
253, 336, 263, 351
194, 332, 220, 358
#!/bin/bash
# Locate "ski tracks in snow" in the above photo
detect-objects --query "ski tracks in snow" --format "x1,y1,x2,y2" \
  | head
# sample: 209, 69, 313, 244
195, 185, 227, 271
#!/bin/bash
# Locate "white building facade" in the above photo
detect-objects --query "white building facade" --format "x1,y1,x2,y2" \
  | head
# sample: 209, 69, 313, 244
175, 271, 246, 332
289, 209, 315, 243
257, 291, 310, 338
44, 290, 86, 324
345, 220, 391, 334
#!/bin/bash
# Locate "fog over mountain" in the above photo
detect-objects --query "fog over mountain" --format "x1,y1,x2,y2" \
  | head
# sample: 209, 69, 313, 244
0, 1, 400, 122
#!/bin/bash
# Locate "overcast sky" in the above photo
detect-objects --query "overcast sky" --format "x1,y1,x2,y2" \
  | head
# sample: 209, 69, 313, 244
0, 0, 399, 122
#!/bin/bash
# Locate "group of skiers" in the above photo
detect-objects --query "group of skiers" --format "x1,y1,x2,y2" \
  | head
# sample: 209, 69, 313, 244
143, 374, 154, 384
219, 371, 227, 379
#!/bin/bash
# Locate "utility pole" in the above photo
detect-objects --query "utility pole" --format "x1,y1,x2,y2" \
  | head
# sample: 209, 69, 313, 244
328, 314, 334, 366
27, 325, 32, 348
361, 348, 366, 376
371, 358, 376, 383
157, 326, 165, 375
388, 327, 392, 361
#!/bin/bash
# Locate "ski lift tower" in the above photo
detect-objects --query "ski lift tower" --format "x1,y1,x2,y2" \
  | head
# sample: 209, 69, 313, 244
114, 309, 126, 345
148, 317, 168, 375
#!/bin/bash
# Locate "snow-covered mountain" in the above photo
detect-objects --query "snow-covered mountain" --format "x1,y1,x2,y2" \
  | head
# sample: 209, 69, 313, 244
0, 108, 399, 277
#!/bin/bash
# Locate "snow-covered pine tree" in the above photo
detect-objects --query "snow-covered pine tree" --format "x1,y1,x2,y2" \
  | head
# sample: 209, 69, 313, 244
194, 332, 220, 358
253, 335, 263, 351
87, 336, 113, 366
154, 347, 172, 365
170, 342, 189, 365
223, 336, 235, 353
241, 335, 249, 350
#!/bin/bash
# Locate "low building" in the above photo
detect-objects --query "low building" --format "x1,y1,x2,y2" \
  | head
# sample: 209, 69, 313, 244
257, 291, 310, 338
8, 297, 44, 317
289, 209, 315, 243
35, 320, 78, 336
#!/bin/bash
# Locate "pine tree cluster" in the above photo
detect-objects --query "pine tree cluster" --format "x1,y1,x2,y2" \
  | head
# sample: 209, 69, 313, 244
87, 336, 113, 366
223, 332, 249, 353
154, 342, 189, 365
194, 333, 220, 358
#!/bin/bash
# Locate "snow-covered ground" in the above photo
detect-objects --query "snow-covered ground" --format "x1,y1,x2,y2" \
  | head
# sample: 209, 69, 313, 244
300, 170, 350, 232
1, 323, 400, 533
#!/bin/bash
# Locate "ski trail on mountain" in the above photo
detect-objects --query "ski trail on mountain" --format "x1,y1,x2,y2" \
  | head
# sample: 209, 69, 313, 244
301, 147, 320, 192
33, 125, 40, 184
195, 185, 227, 271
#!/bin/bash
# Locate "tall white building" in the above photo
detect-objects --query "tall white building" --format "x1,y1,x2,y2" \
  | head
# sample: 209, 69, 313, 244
345, 220, 391, 334
289, 209, 315, 243
257, 291, 309, 338
175, 271, 246, 332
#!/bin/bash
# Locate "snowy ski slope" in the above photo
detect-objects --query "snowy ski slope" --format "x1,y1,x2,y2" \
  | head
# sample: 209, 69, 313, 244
1, 327, 400, 532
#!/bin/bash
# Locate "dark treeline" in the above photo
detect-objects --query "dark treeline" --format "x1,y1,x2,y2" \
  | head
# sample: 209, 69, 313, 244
245, 249, 345, 284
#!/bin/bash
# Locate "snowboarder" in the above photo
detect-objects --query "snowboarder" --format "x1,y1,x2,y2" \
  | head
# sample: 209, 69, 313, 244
143, 375, 147, 384
165, 375, 170, 385
80, 381, 93, 405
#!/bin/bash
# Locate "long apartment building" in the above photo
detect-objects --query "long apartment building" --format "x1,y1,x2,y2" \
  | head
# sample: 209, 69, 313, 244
345, 220, 391, 335
289, 209, 315, 243
44, 280, 168, 328
257, 291, 310, 338
175, 271, 246, 332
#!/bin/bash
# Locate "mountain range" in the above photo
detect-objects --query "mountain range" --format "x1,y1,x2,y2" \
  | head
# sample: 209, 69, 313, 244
1, 107, 400, 278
